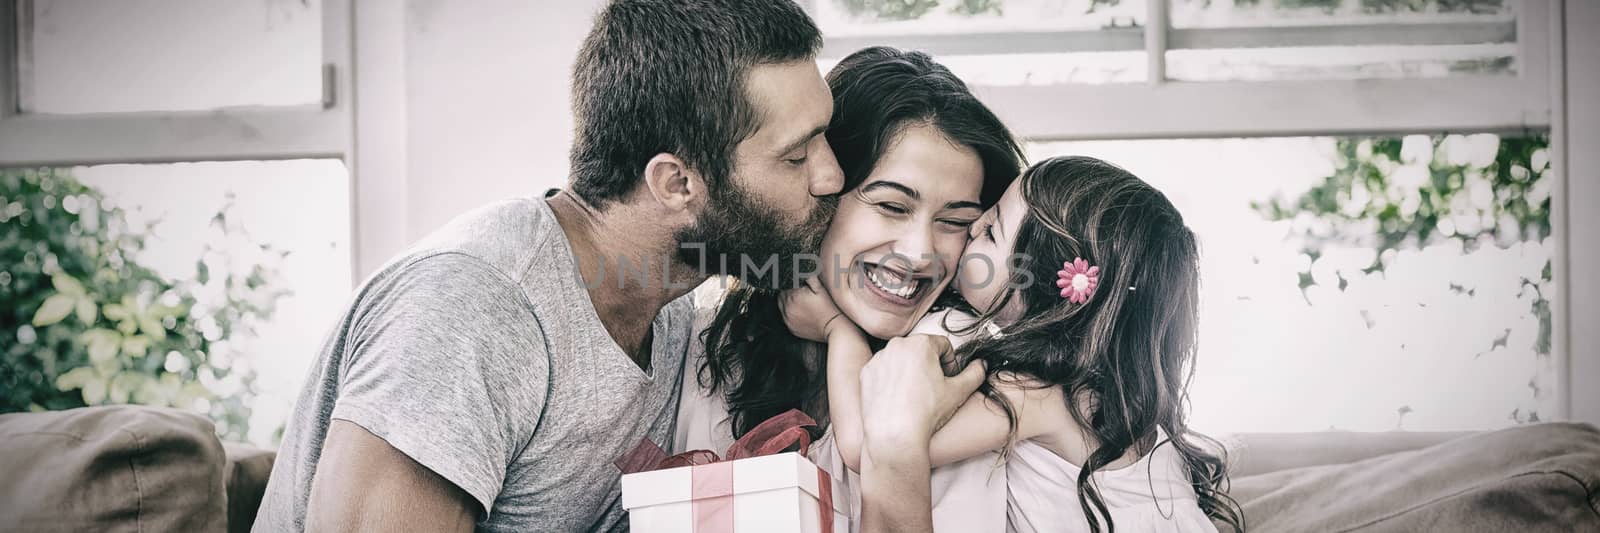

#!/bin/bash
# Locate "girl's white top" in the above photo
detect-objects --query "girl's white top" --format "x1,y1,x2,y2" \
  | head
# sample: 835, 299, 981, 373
674, 306, 1217, 533
914, 309, 1219, 533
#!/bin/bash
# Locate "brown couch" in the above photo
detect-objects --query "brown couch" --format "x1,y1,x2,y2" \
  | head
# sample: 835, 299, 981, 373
0, 406, 272, 533
2, 406, 1597, 532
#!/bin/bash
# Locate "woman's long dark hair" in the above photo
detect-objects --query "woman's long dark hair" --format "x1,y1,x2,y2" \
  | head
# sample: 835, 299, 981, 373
955, 156, 1244, 532
698, 46, 1025, 438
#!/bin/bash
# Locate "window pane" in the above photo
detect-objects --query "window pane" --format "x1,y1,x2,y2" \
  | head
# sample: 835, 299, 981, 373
1167, 43, 1515, 81
3, 161, 349, 445
1028, 134, 1555, 433
1166, 0, 1517, 81
1171, 0, 1514, 28
21, 0, 323, 114
813, 0, 1148, 85
815, 0, 1146, 35
820, 50, 1147, 86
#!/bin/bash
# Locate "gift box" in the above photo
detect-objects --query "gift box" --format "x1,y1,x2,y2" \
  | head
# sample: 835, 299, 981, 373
622, 451, 848, 533
617, 410, 850, 533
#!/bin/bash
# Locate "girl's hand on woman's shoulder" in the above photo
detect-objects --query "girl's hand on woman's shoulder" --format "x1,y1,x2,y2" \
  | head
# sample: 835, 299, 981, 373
780, 276, 854, 343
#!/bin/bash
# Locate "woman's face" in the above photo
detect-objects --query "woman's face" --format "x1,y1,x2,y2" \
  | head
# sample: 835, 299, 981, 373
819, 123, 985, 339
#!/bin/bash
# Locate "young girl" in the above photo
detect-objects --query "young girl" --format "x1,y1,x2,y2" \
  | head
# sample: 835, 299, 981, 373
789, 156, 1244, 532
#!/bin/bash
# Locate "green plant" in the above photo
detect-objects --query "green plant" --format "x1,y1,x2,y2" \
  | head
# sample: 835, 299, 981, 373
1, 167, 289, 441
1252, 134, 1552, 423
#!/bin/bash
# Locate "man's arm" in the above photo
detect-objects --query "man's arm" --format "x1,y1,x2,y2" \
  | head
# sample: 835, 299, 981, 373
304, 421, 476, 533
276, 254, 548, 531
853, 335, 987, 533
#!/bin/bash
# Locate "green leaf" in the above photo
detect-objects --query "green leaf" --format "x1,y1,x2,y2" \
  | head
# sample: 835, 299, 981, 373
116, 319, 139, 335
175, 382, 211, 409
103, 303, 130, 322
196, 260, 209, 284
83, 329, 122, 364
52, 273, 86, 296
81, 377, 108, 405
138, 315, 167, 341
149, 303, 181, 320
74, 297, 97, 325
135, 375, 182, 407
134, 380, 163, 405
179, 382, 211, 402
32, 294, 77, 327
54, 366, 99, 391
92, 356, 121, 377
121, 335, 151, 358
109, 372, 146, 404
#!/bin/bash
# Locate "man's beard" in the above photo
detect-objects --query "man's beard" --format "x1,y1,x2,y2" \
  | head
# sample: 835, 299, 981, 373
675, 178, 838, 291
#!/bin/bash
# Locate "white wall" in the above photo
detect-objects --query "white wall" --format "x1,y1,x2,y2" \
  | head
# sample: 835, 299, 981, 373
405, 0, 601, 239
354, 0, 604, 278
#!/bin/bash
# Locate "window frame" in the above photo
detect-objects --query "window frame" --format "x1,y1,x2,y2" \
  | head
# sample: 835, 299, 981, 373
818, 0, 1551, 140
0, 0, 353, 165
0, 0, 364, 279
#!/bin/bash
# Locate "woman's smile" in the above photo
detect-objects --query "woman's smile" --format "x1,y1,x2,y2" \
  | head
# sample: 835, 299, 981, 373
858, 260, 936, 306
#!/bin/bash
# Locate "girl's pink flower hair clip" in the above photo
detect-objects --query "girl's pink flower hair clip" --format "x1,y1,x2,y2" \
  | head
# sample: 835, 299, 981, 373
1057, 257, 1100, 304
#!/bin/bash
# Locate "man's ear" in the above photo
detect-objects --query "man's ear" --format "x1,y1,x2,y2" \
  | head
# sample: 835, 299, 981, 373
642, 153, 706, 214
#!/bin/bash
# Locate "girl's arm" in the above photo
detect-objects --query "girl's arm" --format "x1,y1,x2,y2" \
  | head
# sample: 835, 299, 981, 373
777, 277, 871, 472
828, 327, 1068, 471
926, 377, 1066, 468
823, 323, 872, 473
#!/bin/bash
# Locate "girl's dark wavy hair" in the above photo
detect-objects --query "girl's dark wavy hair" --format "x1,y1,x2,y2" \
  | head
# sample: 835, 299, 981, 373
953, 156, 1244, 532
698, 46, 1024, 438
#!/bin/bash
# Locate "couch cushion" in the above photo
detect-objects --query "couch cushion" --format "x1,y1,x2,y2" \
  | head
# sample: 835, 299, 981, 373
1224, 422, 1600, 532
224, 443, 275, 533
1225, 430, 1475, 478
0, 405, 228, 533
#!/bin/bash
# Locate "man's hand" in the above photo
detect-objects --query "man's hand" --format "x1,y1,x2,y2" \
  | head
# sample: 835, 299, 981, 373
304, 420, 477, 533
859, 334, 987, 448
779, 276, 848, 343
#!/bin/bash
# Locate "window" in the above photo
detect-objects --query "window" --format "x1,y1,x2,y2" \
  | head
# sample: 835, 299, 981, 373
0, 0, 352, 446
811, 0, 1551, 141
20, 0, 324, 114
0, 0, 351, 167
1167, 0, 1519, 82
71, 160, 352, 442
814, 0, 1151, 86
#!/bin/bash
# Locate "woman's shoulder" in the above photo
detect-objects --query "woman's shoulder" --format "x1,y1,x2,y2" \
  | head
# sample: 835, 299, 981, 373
673, 284, 735, 453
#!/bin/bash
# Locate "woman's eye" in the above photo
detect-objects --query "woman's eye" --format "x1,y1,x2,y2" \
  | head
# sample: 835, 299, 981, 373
940, 218, 977, 229
876, 203, 909, 215
785, 157, 808, 166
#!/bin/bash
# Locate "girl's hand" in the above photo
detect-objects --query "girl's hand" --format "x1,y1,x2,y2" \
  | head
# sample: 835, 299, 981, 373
860, 334, 987, 448
780, 276, 850, 343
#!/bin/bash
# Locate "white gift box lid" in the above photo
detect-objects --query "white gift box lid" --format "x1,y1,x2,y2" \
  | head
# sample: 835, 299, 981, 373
621, 452, 847, 515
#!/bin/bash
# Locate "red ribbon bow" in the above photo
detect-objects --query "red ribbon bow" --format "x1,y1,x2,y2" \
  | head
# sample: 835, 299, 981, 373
616, 409, 835, 532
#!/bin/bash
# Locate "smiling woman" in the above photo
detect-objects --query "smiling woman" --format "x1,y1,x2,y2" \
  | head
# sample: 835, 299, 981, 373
696, 46, 1023, 442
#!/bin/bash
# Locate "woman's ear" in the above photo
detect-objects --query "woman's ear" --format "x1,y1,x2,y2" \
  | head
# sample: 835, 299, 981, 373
642, 153, 706, 214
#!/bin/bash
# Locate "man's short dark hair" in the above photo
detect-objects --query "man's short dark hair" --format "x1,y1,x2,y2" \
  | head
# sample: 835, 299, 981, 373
569, 0, 823, 208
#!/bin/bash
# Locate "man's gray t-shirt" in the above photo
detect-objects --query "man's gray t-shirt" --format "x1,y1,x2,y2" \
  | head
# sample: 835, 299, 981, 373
254, 198, 692, 532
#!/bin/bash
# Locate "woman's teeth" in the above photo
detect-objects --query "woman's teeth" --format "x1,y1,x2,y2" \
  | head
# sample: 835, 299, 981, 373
867, 266, 920, 299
